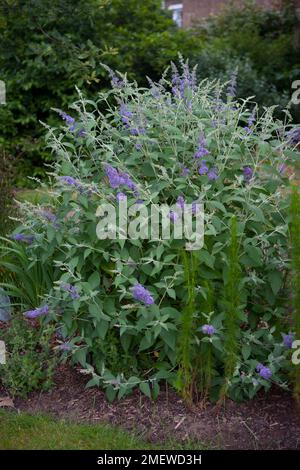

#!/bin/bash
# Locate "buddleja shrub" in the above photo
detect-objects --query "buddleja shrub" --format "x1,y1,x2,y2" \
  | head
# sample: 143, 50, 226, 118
10, 61, 299, 402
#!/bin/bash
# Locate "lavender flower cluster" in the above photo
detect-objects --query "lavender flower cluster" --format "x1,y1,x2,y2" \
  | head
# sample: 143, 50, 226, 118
105, 165, 137, 193
59, 111, 85, 137
193, 135, 219, 181
119, 103, 146, 142
23, 305, 49, 319
244, 108, 256, 134
12, 233, 34, 244
59, 175, 88, 194
61, 283, 80, 300
256, 363, 272, 380
201, 324, 216, 336
131, 283, 154, 306
171, 61, 197, 106
282, 332, 295, 349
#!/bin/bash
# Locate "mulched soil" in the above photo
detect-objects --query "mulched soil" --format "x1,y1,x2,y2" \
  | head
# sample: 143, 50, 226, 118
2, 364, 300, 449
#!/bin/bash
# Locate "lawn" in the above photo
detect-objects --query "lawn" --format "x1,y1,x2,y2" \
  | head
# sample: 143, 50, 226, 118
0, 410, 202, 450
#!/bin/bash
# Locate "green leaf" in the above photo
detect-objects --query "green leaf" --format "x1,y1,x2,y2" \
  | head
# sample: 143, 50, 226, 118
160, 329, 176, 350
73, 347, 87, 366
200, 250, 215, 269
139, 381, 151, 399
268, 271, 282, 295
85, 376, 100, 388
167, 288, 176, 299
88, 271, 100, 289
245, 245, 263, 267
105, 385, 117, 403
152, 381, 160, 400
242, 344, 251, 361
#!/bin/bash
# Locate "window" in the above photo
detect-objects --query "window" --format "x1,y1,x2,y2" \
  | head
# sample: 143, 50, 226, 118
168, 3, 183, 28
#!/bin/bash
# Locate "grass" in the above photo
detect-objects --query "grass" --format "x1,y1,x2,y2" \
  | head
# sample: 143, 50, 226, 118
0, 410, 204, 450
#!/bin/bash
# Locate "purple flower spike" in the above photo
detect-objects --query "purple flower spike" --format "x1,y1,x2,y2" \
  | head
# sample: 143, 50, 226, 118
198, 161, 209, 175
40, 210, 57, 223
23, 305, 49, 319
12, 233, 34, 244
116, 192, 127, 202
201, 324, 215, 336
282, 333, 295, 349
244, 108, 256, 134
192, 201, 200, 215
176, 196, 185, 209
77, 128, 86, 138
243, 166, 253, 182
59, 111, 75, 126
107, 68, 124, 89
61, 283, 80, 300
279, 163, 286, 174
105, 165, 121, 189
227, 68, 238, 98
256, 363, 272, 380
207, 168, 218, 181
194, 135, 210, 159
105, 165, 136, 192
119, 172, 136, 191
288, 128, 300, 145
59, 176, 83, 192
132, 283, 154, 306
259, 367, 272, 380
60, 176, 76, 185
168, 210, 178, 223
180, 164, 190, 177
120, 104, 133, 128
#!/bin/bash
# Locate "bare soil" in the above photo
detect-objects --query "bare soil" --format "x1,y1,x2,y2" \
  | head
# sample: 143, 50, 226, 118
3, 364, 300, 450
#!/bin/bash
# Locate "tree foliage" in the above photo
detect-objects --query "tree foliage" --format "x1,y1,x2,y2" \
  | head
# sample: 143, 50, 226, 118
0, 0, 197, 178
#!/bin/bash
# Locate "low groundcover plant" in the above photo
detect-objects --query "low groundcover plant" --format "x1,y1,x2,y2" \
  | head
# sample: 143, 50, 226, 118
3, 60, 300, 402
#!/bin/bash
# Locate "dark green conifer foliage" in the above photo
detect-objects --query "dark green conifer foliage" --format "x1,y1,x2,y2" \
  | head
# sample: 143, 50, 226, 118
220, 216, 241, 400
290, 184, 300, 403
176, 250, 197, 404
197, 280, 214, 399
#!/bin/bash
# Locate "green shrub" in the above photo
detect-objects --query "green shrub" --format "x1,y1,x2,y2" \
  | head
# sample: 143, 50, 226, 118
0, 0, 198, 180
8, 62, 297, 402
191, 0, 300, 118
0, 314, 57, 397
0, 151, 16, 237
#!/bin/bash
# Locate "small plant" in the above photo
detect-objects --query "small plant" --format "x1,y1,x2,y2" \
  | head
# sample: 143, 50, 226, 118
0, 237, 55, 311
0, 314, 57, 397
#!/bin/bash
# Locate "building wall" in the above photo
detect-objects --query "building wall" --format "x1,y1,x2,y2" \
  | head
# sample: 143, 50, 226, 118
183, 0, 226, 27
165, 0, 300, 28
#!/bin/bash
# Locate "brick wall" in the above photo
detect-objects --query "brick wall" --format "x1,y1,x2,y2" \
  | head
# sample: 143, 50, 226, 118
165, 0, 300, 28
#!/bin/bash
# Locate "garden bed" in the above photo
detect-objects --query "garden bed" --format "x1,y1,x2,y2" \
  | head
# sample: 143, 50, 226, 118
2, 364, 300, 450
